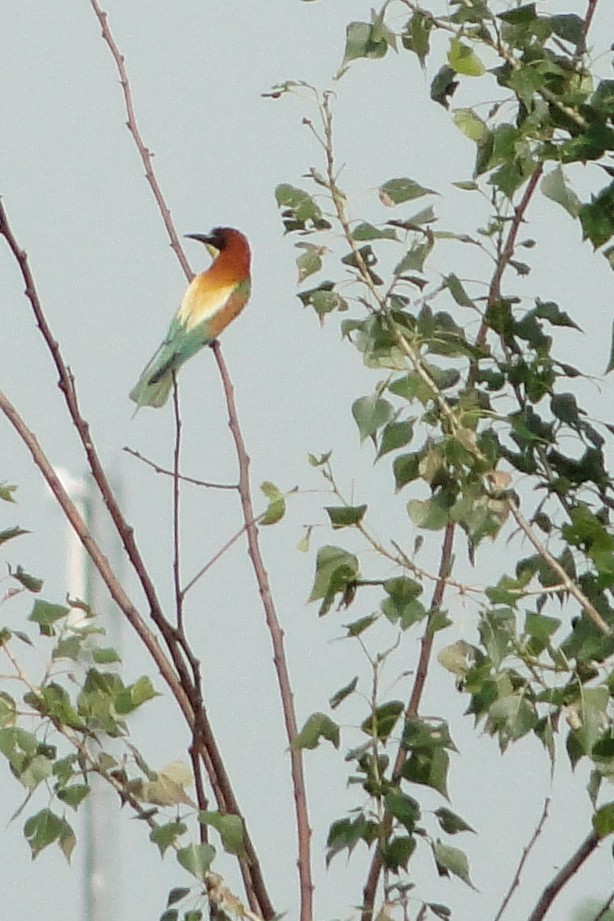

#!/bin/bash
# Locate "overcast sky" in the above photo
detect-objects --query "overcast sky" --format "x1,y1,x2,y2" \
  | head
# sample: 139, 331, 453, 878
3, 3, 614, 921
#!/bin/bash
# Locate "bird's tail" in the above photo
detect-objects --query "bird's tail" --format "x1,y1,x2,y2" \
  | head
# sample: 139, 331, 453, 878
129, 346, 178, 409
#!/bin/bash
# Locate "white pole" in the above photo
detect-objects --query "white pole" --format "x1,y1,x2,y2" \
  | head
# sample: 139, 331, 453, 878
53, 469, 123, 921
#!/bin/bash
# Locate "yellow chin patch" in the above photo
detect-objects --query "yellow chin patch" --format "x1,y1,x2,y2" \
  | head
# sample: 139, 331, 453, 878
205, 242, 220, 259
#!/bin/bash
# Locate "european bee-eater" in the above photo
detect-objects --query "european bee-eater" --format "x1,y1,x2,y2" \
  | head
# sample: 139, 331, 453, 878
130, 227, 251, 409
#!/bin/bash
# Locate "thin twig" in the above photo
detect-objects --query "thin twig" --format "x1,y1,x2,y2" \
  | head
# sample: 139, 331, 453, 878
172, 374, 184, 631
493, 797, 551, 921
124, 446, 238, 490
213, 342, 314, 921
182, 519, 252, 598
88, 0, 192, 278
526, 831, 600, 921
476, 165, 544, 347
508, 499, 611, 635
594, 890, 614, 921
361, 523, 455, 921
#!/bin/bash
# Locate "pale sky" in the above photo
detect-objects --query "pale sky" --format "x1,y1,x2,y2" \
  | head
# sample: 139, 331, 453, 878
2, 3, 614, 920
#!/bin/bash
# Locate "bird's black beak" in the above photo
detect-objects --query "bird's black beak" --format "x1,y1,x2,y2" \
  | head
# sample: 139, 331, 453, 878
185, 232, 219, 258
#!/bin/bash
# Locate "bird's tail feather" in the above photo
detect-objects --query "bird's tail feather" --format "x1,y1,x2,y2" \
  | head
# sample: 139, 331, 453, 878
129, 345, 179, 409
129, 370, 174, 409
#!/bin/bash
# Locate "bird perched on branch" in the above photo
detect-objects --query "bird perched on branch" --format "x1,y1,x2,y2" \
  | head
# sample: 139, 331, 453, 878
129, 227, 251, 409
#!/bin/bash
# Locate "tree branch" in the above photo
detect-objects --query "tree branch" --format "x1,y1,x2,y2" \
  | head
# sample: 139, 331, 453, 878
87, 4, 306, 916
493, 797, 550, 921
526, 831, 600, 921
212, 342, 314, 921
361, 522, 455, 921
508, 499, 611, 635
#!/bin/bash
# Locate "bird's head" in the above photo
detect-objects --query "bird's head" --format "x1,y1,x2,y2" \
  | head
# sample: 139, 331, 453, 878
185, 227, 246, 260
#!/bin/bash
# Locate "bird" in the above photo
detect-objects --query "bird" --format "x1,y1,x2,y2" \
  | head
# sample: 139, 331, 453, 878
129, 227, 251, 409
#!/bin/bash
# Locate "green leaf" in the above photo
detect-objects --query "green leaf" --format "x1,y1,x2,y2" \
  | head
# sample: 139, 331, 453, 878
352, 223, 398, 242
437, 640, 477, 677
550, 13, 584, 47
260, 481, 286, 526
298, 281, 347, 319
384, 789, 421, 832
92, 647, 121, 665
487, 693, 537, 748
430, 65, 458, 108
0, 692, 16, 728
377, 421, 414, 459
541, 166, 581, 218
453, 109, 488, 143
308, 545, 359, 615
325, 505, 367, 529
381, 577, 425, 630
580, 182, 614, 249
295, 243, 324, 283
394, 240, 433, 274
427, 905, 452, 921
8, 564, 43, 593
326, 814, 377, 866
402, 746, 449, 798
150, 821, 187, 857
361, 701, 404, 742
330, 676, 358, 709
115, 675, 157, 714
379, 178, 437, 207
176, 843, 216, 882
593, 802, 614, 839
447, 38, 485, 77
434, 807, 475, 835
275, 183, 330, 232
393, 452, 421, 490
160, 911, 178, 921
407, 496, 450, 531
28, 599, 69, 635
432, 840, 477, 889
379, 834, 416, 871
497, 3, 537, 24
352, 395, 393, 441
57, 784, 90, 810
344, 615, 377, 637
58, 817, 76, 862
401, 10, 432, 67
444, 274, 474, 307
291, 712, 340, 750
24, 808, 63, 858
339, 17, 395, 73
0, 482, 17, 503
0, 525, 29, 546
198, 811, 246, 857
167, 888, 191, 908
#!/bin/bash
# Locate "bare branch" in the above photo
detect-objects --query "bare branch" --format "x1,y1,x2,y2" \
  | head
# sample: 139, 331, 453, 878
124, 446, 238, 490
88, 0, 192, 278
494, 797, 551, 921
212, 342, 314, 920
526, 831, 600, 921
171, 375, 184, 631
